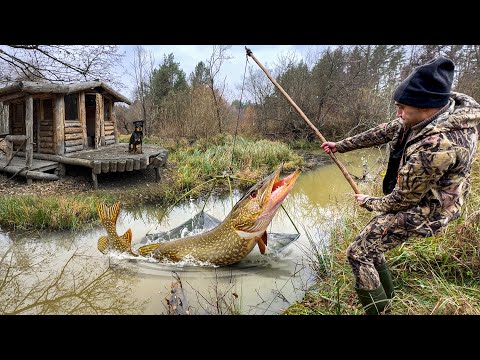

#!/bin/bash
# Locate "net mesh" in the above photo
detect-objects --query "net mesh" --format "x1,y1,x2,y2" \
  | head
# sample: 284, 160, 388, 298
141, 211, 300, 254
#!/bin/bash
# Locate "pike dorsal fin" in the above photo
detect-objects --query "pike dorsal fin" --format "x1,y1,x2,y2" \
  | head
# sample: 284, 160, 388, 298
257, 231, 267, 254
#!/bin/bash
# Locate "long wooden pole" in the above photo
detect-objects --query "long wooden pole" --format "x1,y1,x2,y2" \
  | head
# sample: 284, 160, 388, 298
246, 47, 360, 194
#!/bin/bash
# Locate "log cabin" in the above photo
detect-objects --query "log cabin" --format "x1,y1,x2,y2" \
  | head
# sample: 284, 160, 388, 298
0, 81, 167, 188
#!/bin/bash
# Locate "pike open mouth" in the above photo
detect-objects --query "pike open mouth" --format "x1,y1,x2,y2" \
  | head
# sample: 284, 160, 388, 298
269, 169, 301, 203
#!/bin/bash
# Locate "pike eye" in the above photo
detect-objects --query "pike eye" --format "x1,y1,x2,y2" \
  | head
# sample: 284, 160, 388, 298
250, 191, 257, 198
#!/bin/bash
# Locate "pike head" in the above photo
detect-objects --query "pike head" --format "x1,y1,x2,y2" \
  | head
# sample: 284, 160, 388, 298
228, 163, 301, 253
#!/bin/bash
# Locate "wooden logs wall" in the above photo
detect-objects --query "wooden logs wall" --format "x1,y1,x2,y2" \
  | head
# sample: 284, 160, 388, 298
11, 103, 25, 139
39, 99, 55, 154
64, 120, 84, 153
5, 91, 119, 157
104, 120, 115, 145
104, 98, 115, 145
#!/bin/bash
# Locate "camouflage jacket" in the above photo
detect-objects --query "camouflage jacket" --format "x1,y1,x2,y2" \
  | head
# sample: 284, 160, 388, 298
336, 92, 480, 230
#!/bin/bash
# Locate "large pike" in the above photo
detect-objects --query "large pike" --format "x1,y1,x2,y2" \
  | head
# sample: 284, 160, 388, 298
97, 164, 301, 266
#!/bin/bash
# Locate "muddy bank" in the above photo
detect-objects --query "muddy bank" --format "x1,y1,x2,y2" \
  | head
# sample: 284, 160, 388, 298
302, 152, 332, 169
0, 152, 327, 198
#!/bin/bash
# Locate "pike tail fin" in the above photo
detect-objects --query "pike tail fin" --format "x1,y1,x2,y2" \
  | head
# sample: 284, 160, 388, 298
97, 201, 121, 227
96, 201, 134, 254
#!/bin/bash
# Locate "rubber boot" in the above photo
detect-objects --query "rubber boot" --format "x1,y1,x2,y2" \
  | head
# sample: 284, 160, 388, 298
355, 285, 389, 315
375, 263, 395, 299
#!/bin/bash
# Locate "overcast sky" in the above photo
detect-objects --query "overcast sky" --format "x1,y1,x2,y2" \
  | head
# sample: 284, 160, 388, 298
115, 45, 327, 103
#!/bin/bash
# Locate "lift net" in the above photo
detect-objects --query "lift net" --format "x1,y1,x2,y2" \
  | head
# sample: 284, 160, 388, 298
142, 211, 300, 255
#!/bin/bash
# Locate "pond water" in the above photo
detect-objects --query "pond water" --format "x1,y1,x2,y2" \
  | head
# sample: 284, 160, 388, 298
0, 148, 384, 315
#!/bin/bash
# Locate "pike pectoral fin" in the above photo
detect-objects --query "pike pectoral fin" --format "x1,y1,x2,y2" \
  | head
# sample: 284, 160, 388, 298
138, 243, 161, 257
98, 236, 109, 254
121, 228, 133, 248
257, 231, 268, 254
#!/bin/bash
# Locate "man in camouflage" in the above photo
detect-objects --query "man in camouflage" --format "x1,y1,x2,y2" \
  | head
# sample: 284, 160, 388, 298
321, 56, 480, 315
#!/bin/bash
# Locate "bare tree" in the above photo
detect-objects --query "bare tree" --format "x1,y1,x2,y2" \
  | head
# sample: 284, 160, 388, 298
244, 66, 275, 106
131, 45, 156, 136
206, 45, 232, 134
114, 103, 132, 134
0, 45, 124, 87
242, 67, 275, 134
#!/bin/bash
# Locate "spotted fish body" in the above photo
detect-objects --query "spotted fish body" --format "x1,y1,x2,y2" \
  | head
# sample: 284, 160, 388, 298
97, 201, 133, 254
137, 216, 261, 265
138, 164, 301, 266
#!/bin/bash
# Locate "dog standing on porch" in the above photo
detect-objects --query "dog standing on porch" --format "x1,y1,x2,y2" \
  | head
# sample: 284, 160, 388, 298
128, 120, 144, 154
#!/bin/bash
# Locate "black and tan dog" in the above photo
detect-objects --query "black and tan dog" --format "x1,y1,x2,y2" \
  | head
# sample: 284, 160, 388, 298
128, 120, 144, 154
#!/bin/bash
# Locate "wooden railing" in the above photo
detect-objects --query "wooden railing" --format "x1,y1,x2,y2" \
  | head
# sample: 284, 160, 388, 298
4, 135, 31, 167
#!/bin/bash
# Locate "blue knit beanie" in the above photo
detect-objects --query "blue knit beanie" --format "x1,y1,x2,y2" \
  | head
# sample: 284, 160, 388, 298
393, 56, 455, 108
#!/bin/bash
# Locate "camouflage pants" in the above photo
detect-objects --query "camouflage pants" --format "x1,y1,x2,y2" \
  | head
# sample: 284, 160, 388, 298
347, 210, 441, 290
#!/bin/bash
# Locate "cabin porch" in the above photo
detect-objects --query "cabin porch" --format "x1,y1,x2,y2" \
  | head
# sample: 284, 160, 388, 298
0, 143, 168, 189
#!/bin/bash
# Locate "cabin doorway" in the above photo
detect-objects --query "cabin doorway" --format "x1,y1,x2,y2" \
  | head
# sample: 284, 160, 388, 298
85, 94, 96, 148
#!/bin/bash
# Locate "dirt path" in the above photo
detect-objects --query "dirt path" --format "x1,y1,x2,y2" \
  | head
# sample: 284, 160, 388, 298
0, 152, 329, 198
0, 166, 170, 197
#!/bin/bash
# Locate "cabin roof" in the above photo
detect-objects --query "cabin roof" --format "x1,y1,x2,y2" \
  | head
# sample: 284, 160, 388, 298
0, 80, 131, 105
